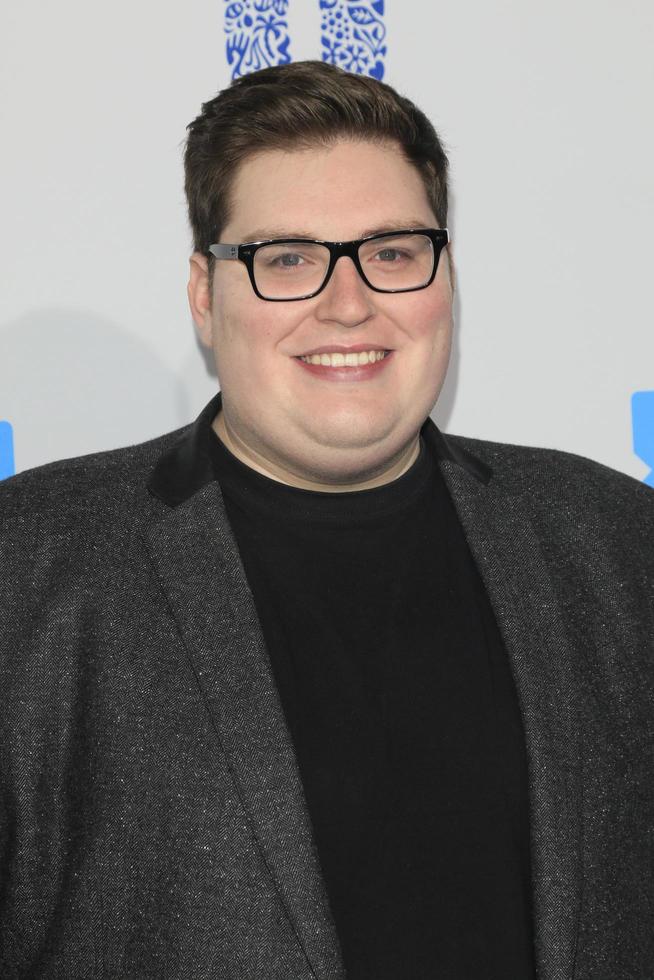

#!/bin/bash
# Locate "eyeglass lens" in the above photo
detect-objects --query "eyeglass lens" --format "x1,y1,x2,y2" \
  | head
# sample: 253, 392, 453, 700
252, 233, 436, 299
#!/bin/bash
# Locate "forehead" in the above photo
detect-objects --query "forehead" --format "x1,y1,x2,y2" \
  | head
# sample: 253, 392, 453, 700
223, 139, 437, 241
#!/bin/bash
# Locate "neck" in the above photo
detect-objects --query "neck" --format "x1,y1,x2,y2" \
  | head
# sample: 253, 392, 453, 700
213, 410, 420, 492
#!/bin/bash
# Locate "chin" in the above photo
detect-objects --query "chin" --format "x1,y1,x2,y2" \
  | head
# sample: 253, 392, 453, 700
301, 424, 394, 457
299, 430, 410, 479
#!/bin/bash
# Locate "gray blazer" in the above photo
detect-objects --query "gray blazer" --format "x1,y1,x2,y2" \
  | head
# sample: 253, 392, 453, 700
1, 394, 653, 980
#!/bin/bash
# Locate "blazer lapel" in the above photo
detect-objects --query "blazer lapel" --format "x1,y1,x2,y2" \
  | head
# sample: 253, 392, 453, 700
437, 447, 582, 980
143, 481, 344, 980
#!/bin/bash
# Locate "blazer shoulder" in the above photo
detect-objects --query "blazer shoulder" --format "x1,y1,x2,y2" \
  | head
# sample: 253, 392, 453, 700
445, 432, 654, 523
0, 423, 191, 532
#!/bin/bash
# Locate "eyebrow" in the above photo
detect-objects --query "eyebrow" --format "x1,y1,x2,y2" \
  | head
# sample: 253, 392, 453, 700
237, 220, 436, 243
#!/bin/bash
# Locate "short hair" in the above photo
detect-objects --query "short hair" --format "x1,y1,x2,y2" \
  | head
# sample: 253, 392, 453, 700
184, 60, 449, 265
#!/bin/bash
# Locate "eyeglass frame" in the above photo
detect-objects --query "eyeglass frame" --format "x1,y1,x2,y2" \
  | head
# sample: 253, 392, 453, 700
208, 228, 450, 302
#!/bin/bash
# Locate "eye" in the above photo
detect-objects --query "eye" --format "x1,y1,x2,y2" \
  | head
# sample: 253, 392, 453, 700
257, 244, 324, 270
374, 247, 407, 262
266, 251, 305, 269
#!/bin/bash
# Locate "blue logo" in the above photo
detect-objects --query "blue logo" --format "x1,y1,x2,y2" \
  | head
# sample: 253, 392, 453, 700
321, 1, 386, 79
224, 0, 386, 80
0, 421, 15, 480
632, 391, 654, 487
224, 0, 291, 77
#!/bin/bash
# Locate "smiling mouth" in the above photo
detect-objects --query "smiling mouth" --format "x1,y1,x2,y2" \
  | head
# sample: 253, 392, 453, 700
297, 350, 390, 367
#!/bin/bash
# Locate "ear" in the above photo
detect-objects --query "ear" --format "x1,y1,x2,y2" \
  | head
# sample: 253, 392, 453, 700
187, 252, 213, 348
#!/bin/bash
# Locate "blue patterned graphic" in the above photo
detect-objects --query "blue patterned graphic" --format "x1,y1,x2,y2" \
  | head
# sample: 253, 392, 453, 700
224, 0, 291, 79
632, 391, 654, 487
320, 1, 386, 79
223, 0, 386, 80
0, 421, 15, 480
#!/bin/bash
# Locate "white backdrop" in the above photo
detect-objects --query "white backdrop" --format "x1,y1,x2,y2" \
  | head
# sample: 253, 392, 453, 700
1, 0, 653, 482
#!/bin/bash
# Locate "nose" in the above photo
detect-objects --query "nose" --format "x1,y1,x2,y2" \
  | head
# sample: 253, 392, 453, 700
314, 256, 375, 328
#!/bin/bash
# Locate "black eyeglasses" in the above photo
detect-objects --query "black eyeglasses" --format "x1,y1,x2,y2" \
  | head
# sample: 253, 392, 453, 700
208, 228, 450, 302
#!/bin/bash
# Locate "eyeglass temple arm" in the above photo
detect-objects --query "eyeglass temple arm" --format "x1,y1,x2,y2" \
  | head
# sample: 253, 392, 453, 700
209, 244, 239, 260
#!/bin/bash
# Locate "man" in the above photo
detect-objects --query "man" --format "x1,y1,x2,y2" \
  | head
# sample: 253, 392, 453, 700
0, 61, 652, 980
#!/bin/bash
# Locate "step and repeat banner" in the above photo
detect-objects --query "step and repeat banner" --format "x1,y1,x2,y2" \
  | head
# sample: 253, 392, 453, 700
1, 0, 652, 483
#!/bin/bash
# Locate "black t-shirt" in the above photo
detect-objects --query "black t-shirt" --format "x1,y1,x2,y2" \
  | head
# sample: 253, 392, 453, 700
208, 425, 537, 980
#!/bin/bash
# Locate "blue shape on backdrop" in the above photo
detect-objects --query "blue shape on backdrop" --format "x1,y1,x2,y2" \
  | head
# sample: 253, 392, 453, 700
632, 391, 654, 487
0, 422, 15, 480
224, 0, 386, 80
224, 0, 291, 79
320, 1, 386, 79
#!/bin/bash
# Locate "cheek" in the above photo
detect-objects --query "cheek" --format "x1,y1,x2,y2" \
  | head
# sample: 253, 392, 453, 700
211, 299, 299, 386
211, 276, 261, 353
401, 289, 452, 347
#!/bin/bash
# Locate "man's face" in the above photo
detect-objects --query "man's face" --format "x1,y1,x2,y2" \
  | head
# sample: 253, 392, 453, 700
190, 139, 453, 488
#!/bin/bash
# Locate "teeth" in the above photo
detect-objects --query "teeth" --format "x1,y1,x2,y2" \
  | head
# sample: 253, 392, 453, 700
299, 350, 388, 366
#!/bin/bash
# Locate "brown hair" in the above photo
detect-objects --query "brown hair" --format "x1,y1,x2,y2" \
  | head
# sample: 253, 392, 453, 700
184, 60, 449, 264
